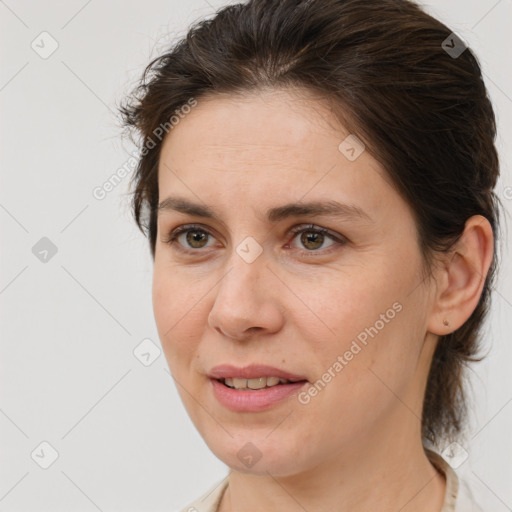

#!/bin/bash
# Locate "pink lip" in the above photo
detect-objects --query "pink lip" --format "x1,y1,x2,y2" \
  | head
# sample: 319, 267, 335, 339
208, 364, 309, 412
208, 364, 308, 382
210, 378, 308, 412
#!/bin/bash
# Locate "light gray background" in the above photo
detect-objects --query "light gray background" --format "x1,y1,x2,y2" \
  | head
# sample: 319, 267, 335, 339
1, 1, 511, 511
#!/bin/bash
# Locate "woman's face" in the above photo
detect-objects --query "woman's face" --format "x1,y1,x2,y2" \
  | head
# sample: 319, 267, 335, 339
153, 88, 438, 476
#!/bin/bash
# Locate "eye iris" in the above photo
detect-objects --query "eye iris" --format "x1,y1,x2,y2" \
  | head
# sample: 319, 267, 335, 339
301, 231, 323, 250
186, 230, 208, 248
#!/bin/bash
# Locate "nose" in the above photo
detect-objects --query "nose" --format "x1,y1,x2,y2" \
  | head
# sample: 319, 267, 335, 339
207, 248, 285, 341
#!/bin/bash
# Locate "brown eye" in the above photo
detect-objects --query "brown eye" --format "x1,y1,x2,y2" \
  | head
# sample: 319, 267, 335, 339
184, 229, 209, 249
163, 223, 346, 256
162, 224, 215, 251
299, 231, 326, 251
288, 225, 344, 253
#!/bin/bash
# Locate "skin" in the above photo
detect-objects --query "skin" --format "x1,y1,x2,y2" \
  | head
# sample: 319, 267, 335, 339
152, 87, 494, 512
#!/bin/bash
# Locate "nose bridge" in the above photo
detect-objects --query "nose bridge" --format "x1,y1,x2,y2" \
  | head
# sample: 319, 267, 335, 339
208, 239, 284, 338
218, 240, 267, 308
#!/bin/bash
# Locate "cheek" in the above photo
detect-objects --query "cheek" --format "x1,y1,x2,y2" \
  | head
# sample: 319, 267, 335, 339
152, 267, 201, 368
288, 266, 394, 351
152, 260, 199, 330
152, 269, 173, 337
291, 256, 421, 387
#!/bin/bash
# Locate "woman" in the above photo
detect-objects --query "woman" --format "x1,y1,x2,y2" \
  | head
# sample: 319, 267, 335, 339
118, 0, 501, 510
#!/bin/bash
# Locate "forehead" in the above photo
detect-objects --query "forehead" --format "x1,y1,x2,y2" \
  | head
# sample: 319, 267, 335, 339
160, 88, 344, 165
157, 88, 391, 218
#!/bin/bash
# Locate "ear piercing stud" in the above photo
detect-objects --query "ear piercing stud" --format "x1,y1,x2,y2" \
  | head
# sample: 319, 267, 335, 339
443, 319, 449, 327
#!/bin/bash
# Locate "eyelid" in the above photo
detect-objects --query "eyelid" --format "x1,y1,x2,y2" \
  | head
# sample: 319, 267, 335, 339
288, 223, 347, 244
162, 222, 347, 254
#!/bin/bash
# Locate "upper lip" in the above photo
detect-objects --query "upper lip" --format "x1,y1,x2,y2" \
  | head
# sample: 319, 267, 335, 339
209, 364, 309, 382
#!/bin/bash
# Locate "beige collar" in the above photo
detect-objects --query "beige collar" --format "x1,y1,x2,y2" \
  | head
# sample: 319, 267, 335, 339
425, 448, 459, 511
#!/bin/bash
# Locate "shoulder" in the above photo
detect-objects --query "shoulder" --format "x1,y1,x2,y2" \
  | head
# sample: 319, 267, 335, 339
425, 449, 483, 512
177, 477, 229, 512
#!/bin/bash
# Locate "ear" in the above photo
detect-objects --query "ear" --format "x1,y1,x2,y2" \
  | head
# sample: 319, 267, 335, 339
427, 215, 494, 336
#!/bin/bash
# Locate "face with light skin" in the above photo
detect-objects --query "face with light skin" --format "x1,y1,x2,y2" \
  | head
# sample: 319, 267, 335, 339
152, 87, 493, 510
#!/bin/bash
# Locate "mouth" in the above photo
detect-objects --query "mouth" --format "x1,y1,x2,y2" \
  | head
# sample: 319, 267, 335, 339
215, 376, 308, 390
208, 363, 309, 387
208, 364, 309, 412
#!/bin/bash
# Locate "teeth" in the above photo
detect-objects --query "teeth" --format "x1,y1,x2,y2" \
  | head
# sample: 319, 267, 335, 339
223, 376, 291, 390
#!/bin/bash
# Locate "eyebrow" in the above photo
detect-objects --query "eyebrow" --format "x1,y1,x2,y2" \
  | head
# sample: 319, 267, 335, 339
157, 196, 374, 224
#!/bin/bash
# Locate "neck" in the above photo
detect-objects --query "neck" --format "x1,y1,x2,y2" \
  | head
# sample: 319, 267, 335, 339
218, 415, 446, 512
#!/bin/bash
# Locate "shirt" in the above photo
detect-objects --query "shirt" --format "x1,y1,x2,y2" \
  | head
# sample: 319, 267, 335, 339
178, 449, 483, 512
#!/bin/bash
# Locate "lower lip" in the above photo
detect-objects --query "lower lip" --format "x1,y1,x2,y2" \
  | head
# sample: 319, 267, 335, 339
210, 378, 308, 412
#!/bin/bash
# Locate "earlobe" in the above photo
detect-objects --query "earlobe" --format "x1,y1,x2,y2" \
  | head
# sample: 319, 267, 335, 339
427, 215, 494, 335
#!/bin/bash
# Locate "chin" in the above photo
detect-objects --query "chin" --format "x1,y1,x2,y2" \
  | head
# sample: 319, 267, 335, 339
204, 433, 311, 477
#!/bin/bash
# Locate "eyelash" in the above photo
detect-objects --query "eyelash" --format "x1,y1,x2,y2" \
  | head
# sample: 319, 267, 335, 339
161, 223, 347, 256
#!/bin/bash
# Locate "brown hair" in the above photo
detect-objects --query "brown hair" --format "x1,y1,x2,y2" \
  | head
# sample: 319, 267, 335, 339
118, 0, 502, 446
